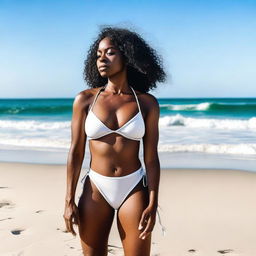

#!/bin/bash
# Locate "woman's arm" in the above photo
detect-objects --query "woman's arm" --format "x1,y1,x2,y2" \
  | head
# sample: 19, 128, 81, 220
139, 94, 160, 239
143, 94, 160, 208
64, 92, 88, 235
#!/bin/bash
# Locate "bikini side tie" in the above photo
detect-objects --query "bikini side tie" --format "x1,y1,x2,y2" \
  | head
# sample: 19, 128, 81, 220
157, 204, 166, 236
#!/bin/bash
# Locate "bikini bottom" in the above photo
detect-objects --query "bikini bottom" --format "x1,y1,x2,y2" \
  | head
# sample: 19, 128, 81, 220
81, 166, 147, 210
80, 166, 166, 236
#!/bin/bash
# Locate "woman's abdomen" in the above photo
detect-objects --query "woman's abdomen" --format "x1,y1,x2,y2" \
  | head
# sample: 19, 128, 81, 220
88, 136, 141, 176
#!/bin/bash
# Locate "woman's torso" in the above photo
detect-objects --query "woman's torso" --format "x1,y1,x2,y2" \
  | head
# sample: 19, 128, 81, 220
84, 85, 146, 177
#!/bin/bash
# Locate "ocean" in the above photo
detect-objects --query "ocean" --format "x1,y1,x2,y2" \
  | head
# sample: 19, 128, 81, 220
0, 97, 255, 170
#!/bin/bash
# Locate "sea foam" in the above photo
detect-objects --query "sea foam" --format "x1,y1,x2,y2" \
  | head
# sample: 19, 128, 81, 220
0, 120, 70, 130
158, 143, 256, 155
159, 114, 256, 130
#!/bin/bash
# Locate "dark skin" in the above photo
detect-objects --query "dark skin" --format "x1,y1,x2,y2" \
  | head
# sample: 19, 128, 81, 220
63, 37, 160, 255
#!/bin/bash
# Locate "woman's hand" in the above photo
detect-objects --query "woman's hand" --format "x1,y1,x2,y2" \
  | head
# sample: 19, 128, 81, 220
138, 204, 157, 240
63, 201, 80, 236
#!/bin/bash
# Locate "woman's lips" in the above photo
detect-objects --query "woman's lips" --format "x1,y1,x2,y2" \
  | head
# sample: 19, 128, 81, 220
99, 66, 109, 71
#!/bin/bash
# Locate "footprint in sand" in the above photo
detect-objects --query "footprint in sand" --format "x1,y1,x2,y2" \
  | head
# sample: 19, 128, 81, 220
218, 249, 234, 254
108, 244, 123, 250
108, 244, 123, 255
35, 210, 44, 213
0, 200, 14, 209
11, 228, 25, 235
0, 217, 13, 221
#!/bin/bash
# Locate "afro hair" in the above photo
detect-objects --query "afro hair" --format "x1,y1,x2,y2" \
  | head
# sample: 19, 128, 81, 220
84, 26, 166, 93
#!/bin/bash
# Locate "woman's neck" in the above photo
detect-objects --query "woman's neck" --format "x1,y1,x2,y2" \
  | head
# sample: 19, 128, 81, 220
106, 78, 130, 95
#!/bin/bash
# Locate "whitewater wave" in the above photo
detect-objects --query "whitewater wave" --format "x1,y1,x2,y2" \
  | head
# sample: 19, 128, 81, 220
0, 120, 70, 130
160, 102, 256, 112
0, 137, 255, 156
0, 137, 70, 149
161, 102, 211, 111
1, 116, 256, 131
159, 114, 256, 130
158, 143, 256, 155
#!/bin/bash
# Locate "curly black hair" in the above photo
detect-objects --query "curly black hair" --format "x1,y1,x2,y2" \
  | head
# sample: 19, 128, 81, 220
84, 26, 166, 93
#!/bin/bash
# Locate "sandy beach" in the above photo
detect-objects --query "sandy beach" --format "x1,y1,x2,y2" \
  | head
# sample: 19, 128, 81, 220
1, 162, 256, 256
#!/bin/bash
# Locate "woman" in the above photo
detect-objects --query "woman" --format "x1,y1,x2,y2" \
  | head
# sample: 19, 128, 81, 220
64, 26, 166, 255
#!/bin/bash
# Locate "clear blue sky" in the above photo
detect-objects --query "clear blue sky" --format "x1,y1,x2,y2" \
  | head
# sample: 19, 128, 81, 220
1, 0, 256, 98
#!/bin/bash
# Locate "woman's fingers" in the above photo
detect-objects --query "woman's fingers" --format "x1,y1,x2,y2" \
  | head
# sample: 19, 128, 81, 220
138, 210, 147, 230
139, 211, 156, 240
139, 216, 153, 240
63, 205, 80, 236
70, 220, 77, 236
68, 216, 77, 236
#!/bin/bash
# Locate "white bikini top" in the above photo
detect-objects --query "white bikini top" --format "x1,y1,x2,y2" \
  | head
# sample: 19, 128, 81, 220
85, 85, 145, 141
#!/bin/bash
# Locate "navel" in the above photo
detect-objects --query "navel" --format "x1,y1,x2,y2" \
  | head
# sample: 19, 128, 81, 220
111, 167, 118, 174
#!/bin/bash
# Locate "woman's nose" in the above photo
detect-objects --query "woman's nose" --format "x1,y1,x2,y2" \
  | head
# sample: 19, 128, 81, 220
98, 53, 107, 62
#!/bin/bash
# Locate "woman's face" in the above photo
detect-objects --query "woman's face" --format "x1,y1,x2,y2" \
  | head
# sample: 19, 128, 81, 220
96, 37, 125, 78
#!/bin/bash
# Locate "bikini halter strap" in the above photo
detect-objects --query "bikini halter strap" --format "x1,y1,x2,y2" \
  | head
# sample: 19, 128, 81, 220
89, 84, 141, 113
89, 85, 107, 112
129, 86, 141, 113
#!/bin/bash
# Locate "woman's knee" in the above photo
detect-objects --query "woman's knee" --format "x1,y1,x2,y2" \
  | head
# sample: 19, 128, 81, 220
80, 238, 109, 256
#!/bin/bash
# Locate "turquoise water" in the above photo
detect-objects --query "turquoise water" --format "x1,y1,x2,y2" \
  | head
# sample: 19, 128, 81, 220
1, 98, 256, 121
0, 98, 73, 121
0, 97, 255, 159
158, 98, 256, 119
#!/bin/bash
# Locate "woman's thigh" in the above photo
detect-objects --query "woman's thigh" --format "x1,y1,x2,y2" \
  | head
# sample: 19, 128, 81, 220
117, 179, 151, 256
78, 176, 115, 256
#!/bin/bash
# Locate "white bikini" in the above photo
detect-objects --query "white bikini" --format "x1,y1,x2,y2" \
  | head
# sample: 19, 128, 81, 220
82, 84, 146, 209
85, 85, 145, 141
81, 84, 166, 234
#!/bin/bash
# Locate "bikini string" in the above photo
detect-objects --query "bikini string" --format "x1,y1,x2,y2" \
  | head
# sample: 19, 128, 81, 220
142, 171, 147, 187
157, 205, 166, 236
81, 159, 92, 185
81, 170, 89, 184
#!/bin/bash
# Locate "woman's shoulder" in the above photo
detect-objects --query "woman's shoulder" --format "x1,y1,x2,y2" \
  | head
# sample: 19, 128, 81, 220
136, 91, 159, 107
73, 87, 104, 108
75, 87, 105, 100
135, 91, 159, 116
76, 86, 104, 98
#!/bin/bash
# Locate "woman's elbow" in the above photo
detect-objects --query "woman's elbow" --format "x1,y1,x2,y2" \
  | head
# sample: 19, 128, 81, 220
144, 154, 160, 167
68, 144, 85, 162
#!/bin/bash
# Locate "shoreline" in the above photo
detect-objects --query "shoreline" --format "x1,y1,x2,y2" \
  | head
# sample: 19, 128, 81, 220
0, 160, 254, 173
0, 147, 255, 172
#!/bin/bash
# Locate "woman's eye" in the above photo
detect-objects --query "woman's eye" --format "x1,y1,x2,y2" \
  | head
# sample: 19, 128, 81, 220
96, 52, 115, 59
